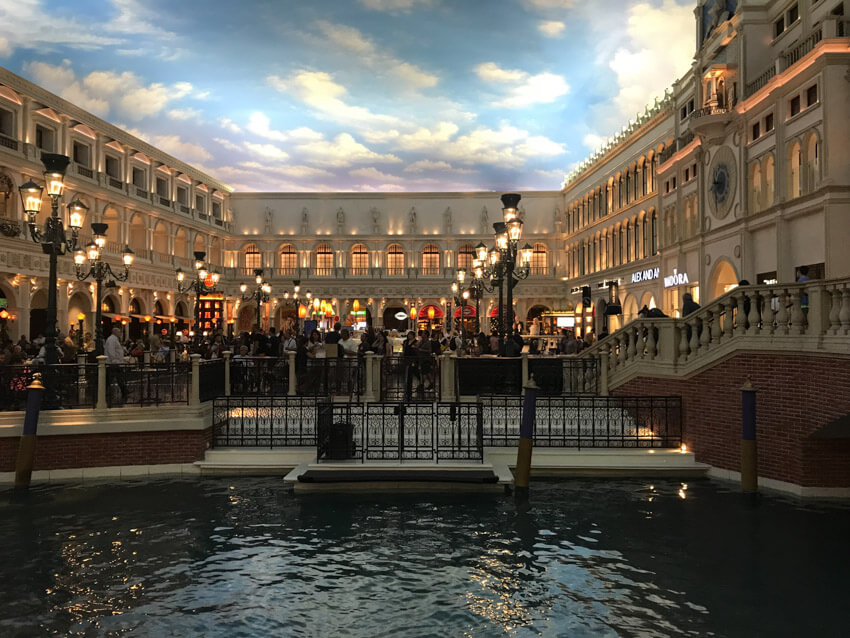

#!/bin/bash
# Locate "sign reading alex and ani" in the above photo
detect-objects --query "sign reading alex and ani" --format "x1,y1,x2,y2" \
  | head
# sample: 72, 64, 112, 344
663, 268, 690, 288
630, 268, 659, 284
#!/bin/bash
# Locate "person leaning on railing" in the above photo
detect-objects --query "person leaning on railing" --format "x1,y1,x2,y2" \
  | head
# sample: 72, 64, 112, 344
105, 326, 127, 405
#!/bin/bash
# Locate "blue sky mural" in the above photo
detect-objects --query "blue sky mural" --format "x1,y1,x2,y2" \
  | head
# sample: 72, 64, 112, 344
0, 0, 696, 192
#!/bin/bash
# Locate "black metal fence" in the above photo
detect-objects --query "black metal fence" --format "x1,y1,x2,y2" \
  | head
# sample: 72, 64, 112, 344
0, 363, 98, 410
300, 359, 363, 397
110, 362, 190, 407
480, 395, 682, 448
316, 401, 483, 463
230, 357, 289, 396
456, 357, 599, 396
212, 396, 318, 447
380, 355, 440, 402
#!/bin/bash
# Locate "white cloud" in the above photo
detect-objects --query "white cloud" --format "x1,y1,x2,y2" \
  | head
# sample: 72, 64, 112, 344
583, 133, 605, 150
395, 122, 459, 151
243, 142, 290, 161
296, 133, 402, 167
268, 71, 402, 130
349, 167, 403, 182
240, 162, 333, 179
106, 0, 176, 39
168, 107, 201, 121
214, 137, 242, 151
521, 0, 576, 9
314, 21, 438, 89
0, 36, 10, 57
358, 0, 435, 12
123, 128, 212, 164
404, 160, 474, 174
218, 118, 242, 134
475, 62, 569, 108
246, 112, 289, 142
23, 60, 197, 121
354, 183, 407, 192
538, 20, 565, 37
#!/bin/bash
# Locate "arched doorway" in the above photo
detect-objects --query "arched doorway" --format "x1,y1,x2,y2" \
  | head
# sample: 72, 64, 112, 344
525, 304, 550, 334
709, 259, 739, 301
416, 304, 444, 333
237, 305, 256, 333
128, 297, 145, 341
0, 283, 18, 343
67, 291, 90, 340
275, 305, 298, 333
622, 295, 639, 324
639, 292, 657, 311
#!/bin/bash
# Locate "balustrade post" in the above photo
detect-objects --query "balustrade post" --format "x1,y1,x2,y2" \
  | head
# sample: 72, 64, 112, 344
656, 321, 678, 364
627, 326, 637, 360
775, 290, 789, 334
747, 291, 762, 335
724, 299, 735, 339
839, 286, 850, 335
788, 290, 805, 334
441, 353, 456, 402
688, 319, 700, 357
223, 350, 231, 396
646, 324, 657, 359
828, 286, 842, 335
365, 352, 375, 401
735, 293, 747, 336
609, 338, 619, 372
807, 286, 826, 336
189, 353, 201, 406
700, 313, 711, 350
287, 351, 296, 396
761, 292, 775, 335
599, 349, 609, 396
76, 352, 87, 405
679, 320, 691, 359
96, 355, 107, 410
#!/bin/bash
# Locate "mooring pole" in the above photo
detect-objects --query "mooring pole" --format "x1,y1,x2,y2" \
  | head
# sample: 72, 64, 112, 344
514, 375, 538, 507
15, 374, 45, 490
741, 378, 758, 493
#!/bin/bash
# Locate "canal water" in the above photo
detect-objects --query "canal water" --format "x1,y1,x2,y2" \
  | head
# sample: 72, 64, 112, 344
1, 478, 848, 637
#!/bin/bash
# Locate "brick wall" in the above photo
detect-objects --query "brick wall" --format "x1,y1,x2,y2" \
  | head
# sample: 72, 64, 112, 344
614, 352, 850, 487
0, 428, 212, 472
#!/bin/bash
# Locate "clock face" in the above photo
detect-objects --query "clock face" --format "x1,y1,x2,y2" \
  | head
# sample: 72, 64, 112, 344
712, 163, 730, 204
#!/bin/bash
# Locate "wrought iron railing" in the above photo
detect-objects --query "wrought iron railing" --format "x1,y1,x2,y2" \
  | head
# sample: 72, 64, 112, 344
479, 395, 682, 449
456, 358, 522, 395
0, 134, 19, 151
108, 362, 190, 407
212, 396, 318, 447
199, 359, 225, 402
381, 355, 440, 402
299, 358, 362, 397
230, 357, 289, 396
0, 363, 97, 411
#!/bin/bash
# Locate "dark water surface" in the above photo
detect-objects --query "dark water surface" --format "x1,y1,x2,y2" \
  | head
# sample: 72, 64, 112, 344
1, 478, 848, 637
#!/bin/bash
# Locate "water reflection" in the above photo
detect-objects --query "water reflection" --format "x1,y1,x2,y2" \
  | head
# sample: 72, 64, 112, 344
0, 479, 849, 637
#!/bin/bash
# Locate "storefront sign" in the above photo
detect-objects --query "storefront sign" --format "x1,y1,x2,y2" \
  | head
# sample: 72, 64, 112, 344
631, 267, 659, 284
394, 311, 409, 321
664, 268, 690, 288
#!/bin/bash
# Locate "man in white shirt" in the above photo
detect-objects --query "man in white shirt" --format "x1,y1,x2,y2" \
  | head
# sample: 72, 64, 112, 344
104, 327, 127, 404
339, 329, 358, 357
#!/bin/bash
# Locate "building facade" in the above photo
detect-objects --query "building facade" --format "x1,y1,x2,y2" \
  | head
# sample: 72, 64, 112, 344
1, 0, 848, 343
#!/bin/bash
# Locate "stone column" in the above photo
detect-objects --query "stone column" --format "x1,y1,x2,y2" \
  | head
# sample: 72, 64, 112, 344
96, 355, 107, 410
288, 350, 296, 396
189, 353, 201, 406
223, 350, 231, 396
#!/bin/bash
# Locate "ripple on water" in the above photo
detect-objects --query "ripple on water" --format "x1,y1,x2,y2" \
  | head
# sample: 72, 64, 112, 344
1, 477, 849, 637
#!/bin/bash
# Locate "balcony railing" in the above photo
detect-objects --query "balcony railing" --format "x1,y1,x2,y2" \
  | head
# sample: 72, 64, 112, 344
349, 267, 370, 277
108, 177, 123, 190
745, 23, 827, 99
179, 204, 190, 214
784, 25, 822, 68
0, 135, 20, 151
75, 164, 93, 179
313, 267, 334, 277
159, 196, 171, 207
134, 187, 147, 198
385, 268, 405, 277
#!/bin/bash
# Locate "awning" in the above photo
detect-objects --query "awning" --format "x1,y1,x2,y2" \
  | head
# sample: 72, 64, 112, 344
454, 305, 477, 318
489, 305, 510, 318
419, 304, 444, 319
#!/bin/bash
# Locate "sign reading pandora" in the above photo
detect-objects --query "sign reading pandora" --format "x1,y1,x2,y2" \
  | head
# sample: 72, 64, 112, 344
631, 268, 659, 284
663, 268, 690, 288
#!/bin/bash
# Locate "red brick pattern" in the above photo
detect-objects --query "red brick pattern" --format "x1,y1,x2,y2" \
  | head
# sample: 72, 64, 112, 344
0, 429, 212, 472
614, 352, 850, 487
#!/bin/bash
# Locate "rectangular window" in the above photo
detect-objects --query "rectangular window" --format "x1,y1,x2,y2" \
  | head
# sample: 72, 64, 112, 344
176, 186, 188, 205
752, 122, 760, 140
195, 194, 205, 213
156, 176, 168, 198
212, 202, 222, 219
35, 124, 55, 152
73, 141, 91, 167
789, 95, 801, 117
0, 107, 12, 137
684, 168, 690, 182
787, 4, 798, 24
672, 177, 677, 189
806, 84, 818, 107
765, 113, 774, 131
105, 155, 121, 178
132, 167, 146, 188
688, 99, 695, 113
692, 164, 698, 177
774, 16, 785, 38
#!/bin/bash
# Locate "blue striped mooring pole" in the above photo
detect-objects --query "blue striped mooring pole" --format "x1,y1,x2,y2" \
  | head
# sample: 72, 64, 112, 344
741, 378, 758, 493
14, 374, 45, 490
514, 375, 538, 507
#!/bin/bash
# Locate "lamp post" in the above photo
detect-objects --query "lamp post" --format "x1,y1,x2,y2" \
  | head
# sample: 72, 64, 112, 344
281, 279, 301, 333
74, 222, 134, 356
240, 268, 271, 332
176, 250, 220, 349
18, 153, 84, 367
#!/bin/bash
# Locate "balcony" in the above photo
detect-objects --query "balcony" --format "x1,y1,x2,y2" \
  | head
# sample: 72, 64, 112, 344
0, 216, 21, 238
686, 105, 733, 143
75, 164, 93, 179
0, 135, 19, 151
158, 196, 171, 208
179, 204, 190, 214
134, 186, 148, 199
107, 176, 123, 190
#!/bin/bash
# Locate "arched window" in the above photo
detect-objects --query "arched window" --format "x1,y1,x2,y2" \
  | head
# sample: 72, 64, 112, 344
625, 171, 631, 205
625, 222, 632, 263
279, 244, 297, 274
457, 243, 474, 270
617, 227, 624, 265
788, 141, 802, 199
579, 243, 586, 276
803, 132, 820, 194
386, 243, 405, 275
243, 243, 261, 271
531, 243, 548, 275
641, 161, 648, 196
641, 215, 648, 259
651, 211, 658, 256
421, 243, 440, 275
350, 243, 369, 275
750, 161, 762, 213
764, 155, 775, 208
314, 243, 333, 274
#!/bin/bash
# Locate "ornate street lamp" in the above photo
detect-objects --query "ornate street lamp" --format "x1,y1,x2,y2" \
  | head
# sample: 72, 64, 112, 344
74, 222, 134, 355
18, 153, 84, 368
176, 250, 220, 347
239, 268, 271, 331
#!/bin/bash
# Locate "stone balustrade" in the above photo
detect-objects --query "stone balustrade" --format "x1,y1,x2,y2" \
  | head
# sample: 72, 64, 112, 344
585, 277, 850, 387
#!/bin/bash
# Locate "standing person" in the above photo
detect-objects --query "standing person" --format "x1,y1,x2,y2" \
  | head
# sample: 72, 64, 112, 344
402, 331, 420, 398
796, 266, 810, 316
283, 329, 297, 353
682, 292, 700, 315
105, 327, 127, 405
